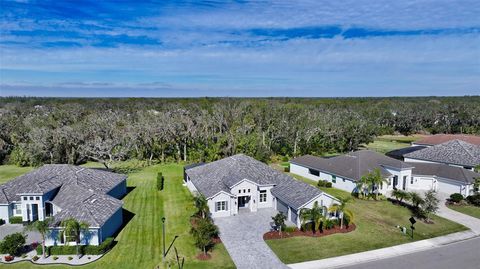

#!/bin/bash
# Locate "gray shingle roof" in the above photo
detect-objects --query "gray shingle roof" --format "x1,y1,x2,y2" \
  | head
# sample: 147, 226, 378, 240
386, 146, 427, 160
405, 140, 480, 168
291, 150, 413, 182
185, 154, 323, 210
408, 162, 480, 184
0, 164, 126, 227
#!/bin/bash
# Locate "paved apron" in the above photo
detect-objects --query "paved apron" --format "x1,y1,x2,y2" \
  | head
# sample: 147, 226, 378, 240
215, 208, 289, 269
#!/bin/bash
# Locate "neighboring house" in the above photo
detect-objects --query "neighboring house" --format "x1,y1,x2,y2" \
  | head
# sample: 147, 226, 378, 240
290, 150, 414, 194
0, 164, 127, 246
407, 162, 479, 196
411, 134, 480, 147
404, 140, 480, 171
184, 154, 339, 228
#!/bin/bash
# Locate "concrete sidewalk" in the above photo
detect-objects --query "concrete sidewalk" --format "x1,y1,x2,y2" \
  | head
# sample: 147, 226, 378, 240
288, 230, 477, 269
289, 194, 480, 269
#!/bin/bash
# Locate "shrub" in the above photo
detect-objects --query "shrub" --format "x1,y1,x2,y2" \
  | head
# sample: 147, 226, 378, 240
36, 244, 43, 255
302, 222, 314, 232
68, 256, 73, 260
317, 180, 329, 187
32, 255, 39, 261
49, 245, 77, 255
284, 226, 297, 233
325, 182, 333, 188
52, 256, 58, 260
0, 232, 26, 256
0, 219, 4, 225
281, 156, 289, 162
9, 216, 23, 224
21, 253, 27, 258
84, 237, 114, 255
324, 219, 335, 229
284, 166, 290, 172
156, 172, 164, 191
4, 255, 14, 262
466, 194, 480, 206
449, 193, 464, 203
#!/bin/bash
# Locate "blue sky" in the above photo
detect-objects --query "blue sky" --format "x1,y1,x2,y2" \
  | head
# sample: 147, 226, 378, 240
0, 0, 479, 97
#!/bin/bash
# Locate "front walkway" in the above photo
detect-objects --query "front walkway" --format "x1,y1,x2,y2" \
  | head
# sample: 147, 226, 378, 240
214, 208, 289, 269
289, 193, 480, 269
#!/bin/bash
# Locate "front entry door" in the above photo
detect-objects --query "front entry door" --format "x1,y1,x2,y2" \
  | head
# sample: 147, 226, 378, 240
31, 204, 39, 221
238, 196, 250, 208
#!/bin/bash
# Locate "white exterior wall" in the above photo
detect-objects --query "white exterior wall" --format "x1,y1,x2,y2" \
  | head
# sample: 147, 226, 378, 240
208, 192, 236, 218
292, 193, 339, 228
384, 167, 412, 192
20, 194, 45, 222
290, 163, 357, 193
404, 157, 473, 170
257, 186, 274, 209
231, 180, 258, 212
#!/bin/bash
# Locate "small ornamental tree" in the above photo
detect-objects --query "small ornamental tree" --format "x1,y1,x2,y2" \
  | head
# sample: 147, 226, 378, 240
190, 218, 218, 256
328, 197, 354, 229
0, 233, 26, 256
193, 194, 209, 219
392, 189, 410, 203
422, 190, 439, 221
299, 201, 323, 234
272, 213, 287, 235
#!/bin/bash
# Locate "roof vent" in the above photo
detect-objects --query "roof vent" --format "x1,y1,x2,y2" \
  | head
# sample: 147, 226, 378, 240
90, 199, 97, 204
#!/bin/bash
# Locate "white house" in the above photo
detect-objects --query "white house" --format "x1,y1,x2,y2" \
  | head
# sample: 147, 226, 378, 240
0, 164, 126, 246
290, 150, 414, 195
184, 154, 339, 228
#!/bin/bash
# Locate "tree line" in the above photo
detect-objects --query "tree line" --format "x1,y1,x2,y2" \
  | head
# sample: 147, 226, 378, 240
0, 96, 479, 167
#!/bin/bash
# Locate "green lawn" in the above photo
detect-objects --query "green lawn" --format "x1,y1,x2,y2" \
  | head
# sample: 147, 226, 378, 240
0, 163, 234, 269
447, 205, 480, 219
363, 134, 425, 154
0, 165, 34, 184
267, 174, 468, 264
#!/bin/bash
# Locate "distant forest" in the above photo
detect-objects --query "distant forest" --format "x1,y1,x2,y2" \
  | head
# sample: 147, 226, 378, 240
0, 96, 479, 168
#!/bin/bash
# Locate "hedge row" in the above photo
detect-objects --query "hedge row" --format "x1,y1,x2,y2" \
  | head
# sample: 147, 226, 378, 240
36, 238, 114, 256
9, 216, 22, 224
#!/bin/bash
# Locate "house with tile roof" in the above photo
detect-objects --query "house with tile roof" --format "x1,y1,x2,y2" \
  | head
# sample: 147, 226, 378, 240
0, 164, 126, 246
290, 150, 414, 194
184, 154, 339, 228
404, 140, 480, 171
411, 134, 480, 147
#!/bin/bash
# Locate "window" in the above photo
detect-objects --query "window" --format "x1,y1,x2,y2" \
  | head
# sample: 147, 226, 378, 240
410, 177, 414, 184
260, 190, 267, 202
215, 201, 227, 212
332, 176, 336, 183
238, 190, 241, 194
342, 178, 346, 182
248, 189, 250, 193
36, 197, 40, 200
23, 197, 27, 201
243, 189, 246, 193
29, 197, 34, 200
308, 169, 320, 177
13, 204, 22, 215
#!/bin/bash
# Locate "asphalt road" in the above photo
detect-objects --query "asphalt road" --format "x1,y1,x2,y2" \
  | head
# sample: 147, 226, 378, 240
339, 237, 480, 269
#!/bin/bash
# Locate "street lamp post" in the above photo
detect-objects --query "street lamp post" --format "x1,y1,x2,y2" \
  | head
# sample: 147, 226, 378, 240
162, 217, 166, 262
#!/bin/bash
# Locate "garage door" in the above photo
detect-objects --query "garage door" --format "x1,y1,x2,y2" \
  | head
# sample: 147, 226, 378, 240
437, 179, 461, 195
277, 200, 288, 216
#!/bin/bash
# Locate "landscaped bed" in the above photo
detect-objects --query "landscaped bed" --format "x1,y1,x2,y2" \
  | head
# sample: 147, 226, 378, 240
264, 224, 356, 240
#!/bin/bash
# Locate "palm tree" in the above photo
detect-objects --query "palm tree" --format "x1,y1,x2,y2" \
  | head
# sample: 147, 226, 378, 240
368, 169, 388, 200
60, 218, 90, 257
25, 217, 53, 258
409, 192, 424, 208
392, 189, 410, 204
328, 197, 354, 229
193, 194, 209, 219
299, 201, 324, 233
355, 175, 369, 199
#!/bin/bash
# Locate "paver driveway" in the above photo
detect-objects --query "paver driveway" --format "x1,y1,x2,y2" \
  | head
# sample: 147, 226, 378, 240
215, 208, 289, 269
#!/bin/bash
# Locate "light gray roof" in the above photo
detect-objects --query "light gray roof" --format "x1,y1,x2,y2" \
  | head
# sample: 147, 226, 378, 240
405, 140, 480, 168
291, 150, 413, 182
408, 162, 480, 184
186, 154, 323, 210
0, 164, 126, 227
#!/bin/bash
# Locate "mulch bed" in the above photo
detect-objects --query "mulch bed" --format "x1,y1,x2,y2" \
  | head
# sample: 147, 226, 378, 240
263, 224, 356, 240
196, 253, 211, 260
